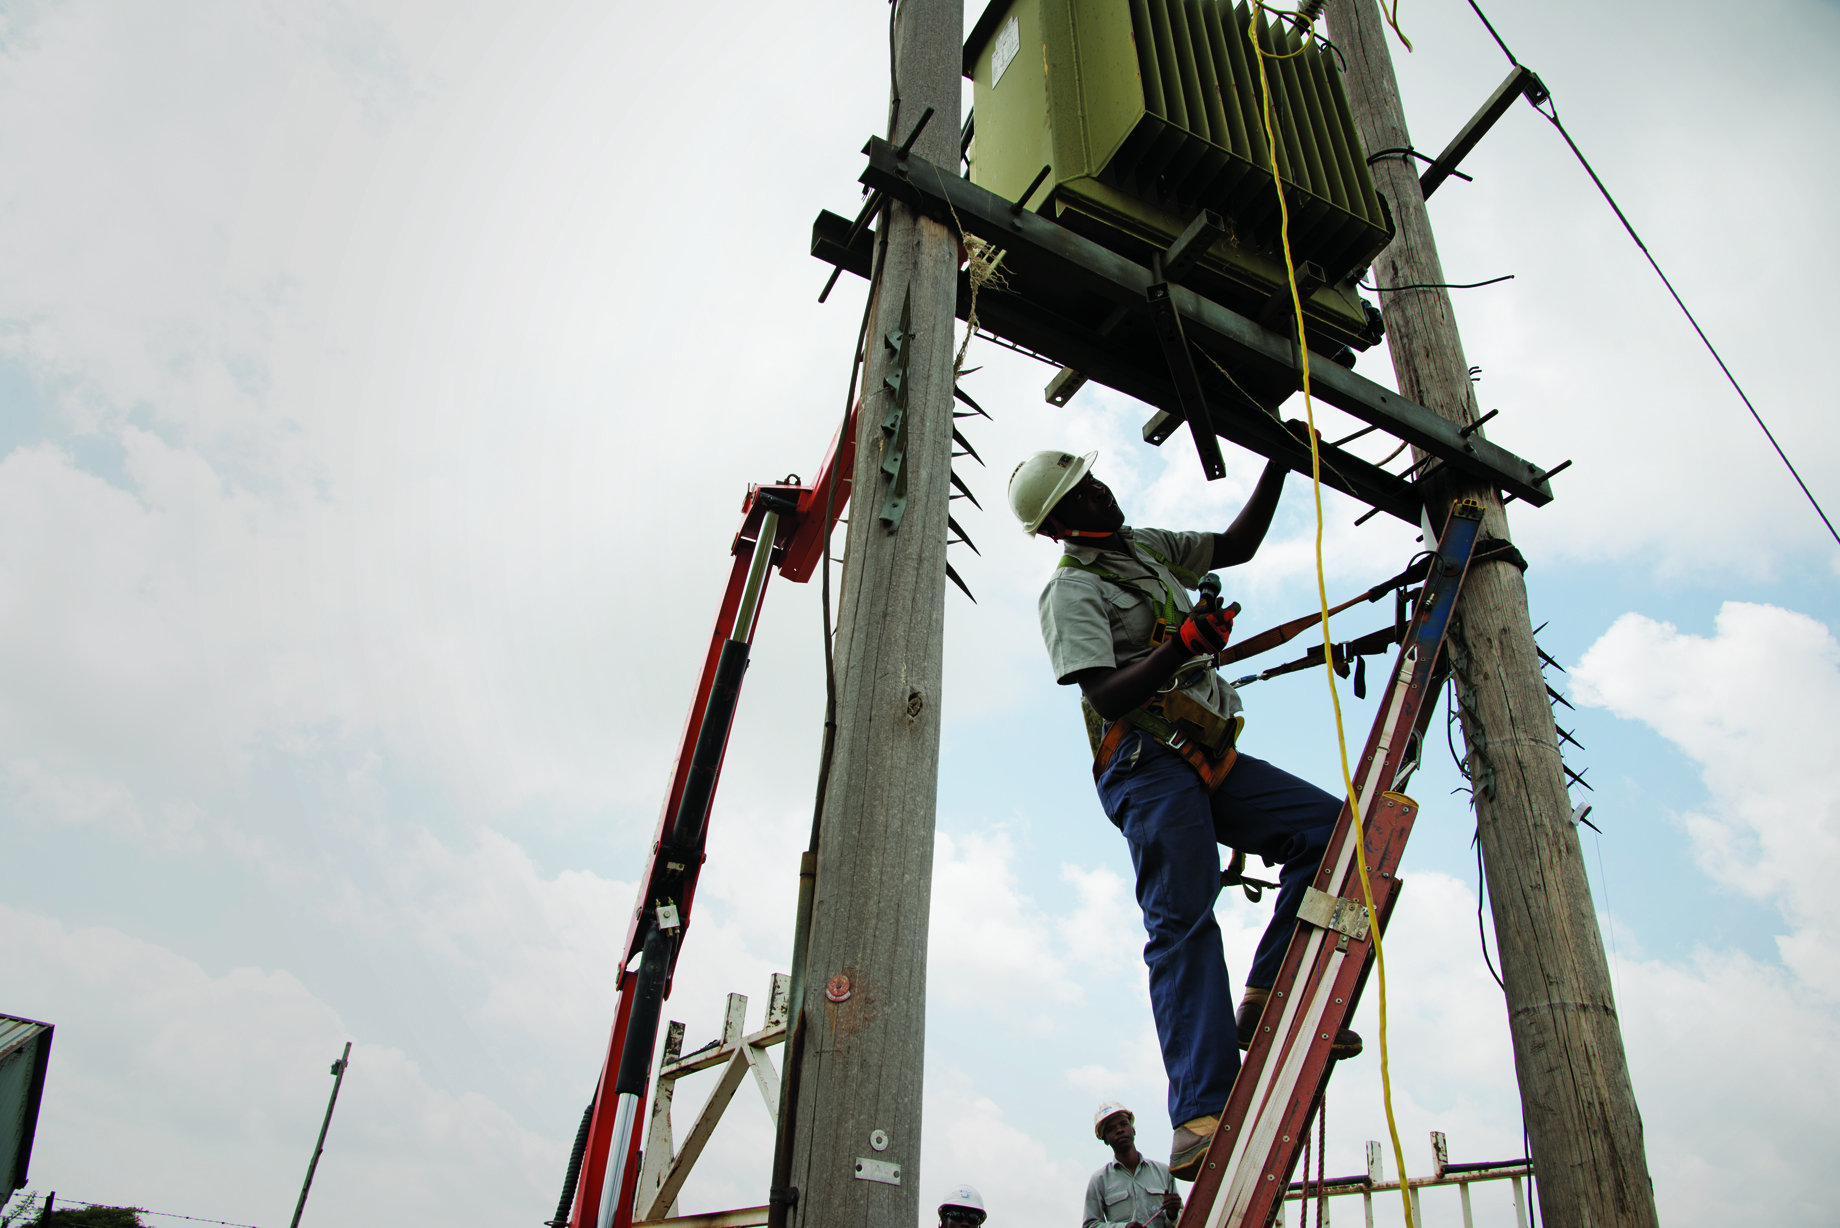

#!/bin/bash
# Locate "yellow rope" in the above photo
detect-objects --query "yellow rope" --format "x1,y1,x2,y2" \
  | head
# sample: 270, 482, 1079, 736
1246, 8, 1414, 1226
1382, 0, 1414, 52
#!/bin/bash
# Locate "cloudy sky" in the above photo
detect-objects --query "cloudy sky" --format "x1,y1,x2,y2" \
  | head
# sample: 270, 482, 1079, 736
1, 0, 1836, 1226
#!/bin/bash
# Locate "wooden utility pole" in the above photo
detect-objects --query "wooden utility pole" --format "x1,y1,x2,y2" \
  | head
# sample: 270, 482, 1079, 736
778, 0, 962, 1225
1322, 4, 1658, 1226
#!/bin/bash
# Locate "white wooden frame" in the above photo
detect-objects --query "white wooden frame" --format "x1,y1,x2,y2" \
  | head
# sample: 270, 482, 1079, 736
634, 974, 790, 1223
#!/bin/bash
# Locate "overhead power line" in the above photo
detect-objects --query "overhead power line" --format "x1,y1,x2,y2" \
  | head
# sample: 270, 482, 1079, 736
1463, 0, 1839, 547
52, 1198, 266, 1228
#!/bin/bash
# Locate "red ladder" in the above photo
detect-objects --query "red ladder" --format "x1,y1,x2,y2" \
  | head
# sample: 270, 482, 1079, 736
1179, 499, 1486, 1228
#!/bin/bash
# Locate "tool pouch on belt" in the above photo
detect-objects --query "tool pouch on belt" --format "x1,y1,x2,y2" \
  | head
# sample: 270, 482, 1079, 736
1086, 691, 1240, 793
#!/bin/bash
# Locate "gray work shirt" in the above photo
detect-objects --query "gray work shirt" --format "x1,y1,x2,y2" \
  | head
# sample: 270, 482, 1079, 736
1083, 1156, 1178, 1228
1037, 526, 1243, 722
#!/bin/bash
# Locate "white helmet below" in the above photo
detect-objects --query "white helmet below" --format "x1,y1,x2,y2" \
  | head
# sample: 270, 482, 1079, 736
1093, 1101, 1134, 1138
1008, 449, 1097, 536
939, 1184, 987, 1220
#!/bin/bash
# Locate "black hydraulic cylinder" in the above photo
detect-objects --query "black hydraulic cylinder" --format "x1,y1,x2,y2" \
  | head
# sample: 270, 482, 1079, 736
615, 923, 674, 1098
670, 638, 751, 851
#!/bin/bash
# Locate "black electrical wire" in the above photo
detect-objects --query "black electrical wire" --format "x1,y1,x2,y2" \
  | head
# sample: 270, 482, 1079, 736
1465, 0, 1520, 66
886, 0, 902, 140
45, 1199, 263, 1228
1475, 831, 1506, 992
1463, 0, 1840, 548
810, 245, 881, 839
1362, 274, 1515, 292
1524, 1120, 1540, 1228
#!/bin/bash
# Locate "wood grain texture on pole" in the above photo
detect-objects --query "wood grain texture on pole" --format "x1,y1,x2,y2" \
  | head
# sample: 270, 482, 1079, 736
1321, 4, 1658, 1226
782, 0, 962, 1225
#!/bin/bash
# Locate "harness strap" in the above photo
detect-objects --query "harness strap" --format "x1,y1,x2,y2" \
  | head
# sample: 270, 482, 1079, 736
1056, 541, 1200, 640
1094, 715, 1240, 794
1088, 694, 1241, 794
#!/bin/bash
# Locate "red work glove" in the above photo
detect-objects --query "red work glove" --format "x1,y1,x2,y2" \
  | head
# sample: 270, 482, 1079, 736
1178, 604, 1236, 654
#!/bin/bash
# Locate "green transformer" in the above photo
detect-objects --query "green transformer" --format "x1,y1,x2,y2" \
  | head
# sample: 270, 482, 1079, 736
963, 0, 1393, 352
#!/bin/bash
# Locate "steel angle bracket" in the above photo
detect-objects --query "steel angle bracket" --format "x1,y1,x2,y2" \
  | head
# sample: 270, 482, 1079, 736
1146, 281, 1228, 481
823, 138, 1558, 520
878, 289, 914, 532
1419, 65, 1550, 200
1295, 887, 1370, 941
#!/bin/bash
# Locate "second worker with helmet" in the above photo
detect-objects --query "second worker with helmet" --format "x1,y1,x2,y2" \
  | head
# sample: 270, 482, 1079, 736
1008, 449, 1362, 1182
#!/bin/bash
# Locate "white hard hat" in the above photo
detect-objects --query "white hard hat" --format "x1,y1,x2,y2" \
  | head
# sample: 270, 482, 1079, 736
1007, 449, 1097, 536
939, 1184, 986, 1216
1094, 1101, 1134, 1138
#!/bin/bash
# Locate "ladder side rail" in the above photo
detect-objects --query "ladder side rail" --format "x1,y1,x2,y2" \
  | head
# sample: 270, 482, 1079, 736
1190, 679, 1428, 1220
1180, 503, 1484, 1228
1229, 509, 1482, 1225
1225, 511, 1480, 1226
1224, 805, 1417, 1228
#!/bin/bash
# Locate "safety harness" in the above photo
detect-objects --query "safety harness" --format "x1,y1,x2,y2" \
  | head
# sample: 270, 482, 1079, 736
1057, 542, 1242, 793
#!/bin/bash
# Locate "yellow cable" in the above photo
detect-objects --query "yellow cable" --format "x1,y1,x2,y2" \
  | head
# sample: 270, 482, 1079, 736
1246, 8, 1414, 1226
1383, 0, 1415, 52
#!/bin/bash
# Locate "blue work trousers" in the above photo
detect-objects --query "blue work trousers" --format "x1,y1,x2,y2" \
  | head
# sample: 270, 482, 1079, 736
1095, 731, 1342, 1128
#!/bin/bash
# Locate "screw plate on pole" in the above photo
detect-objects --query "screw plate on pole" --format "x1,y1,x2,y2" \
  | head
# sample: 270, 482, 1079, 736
854, 1157, 901, 1185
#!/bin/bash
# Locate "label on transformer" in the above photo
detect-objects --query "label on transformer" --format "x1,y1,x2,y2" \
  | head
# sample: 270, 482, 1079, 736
992, 16, 1021, 86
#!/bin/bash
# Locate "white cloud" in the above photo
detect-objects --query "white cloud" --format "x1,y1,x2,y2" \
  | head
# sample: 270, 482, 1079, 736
1057, 862, 1141, 976
8, 759, 139, 829
930, 831, 1082, 1033
0, 905, 561, 1227
1574, 602, 1840, 988
921, 1081, 1087, 1228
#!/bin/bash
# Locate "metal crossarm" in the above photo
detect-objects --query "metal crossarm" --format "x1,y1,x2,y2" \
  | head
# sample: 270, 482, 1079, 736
810, 139, 1560, 522
1178, 500, 1486, 1228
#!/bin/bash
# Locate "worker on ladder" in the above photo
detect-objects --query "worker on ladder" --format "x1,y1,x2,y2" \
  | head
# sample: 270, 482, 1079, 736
1008, 450, 1361, 1181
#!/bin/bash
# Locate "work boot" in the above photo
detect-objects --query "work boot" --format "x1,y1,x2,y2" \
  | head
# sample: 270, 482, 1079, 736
1236, 986, 1271, 1050
1169, 1114, 1220, 1182
1240, 986, 1363, 1059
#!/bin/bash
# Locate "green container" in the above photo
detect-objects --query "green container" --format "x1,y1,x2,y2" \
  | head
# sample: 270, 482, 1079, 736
965, 0, 1393, 349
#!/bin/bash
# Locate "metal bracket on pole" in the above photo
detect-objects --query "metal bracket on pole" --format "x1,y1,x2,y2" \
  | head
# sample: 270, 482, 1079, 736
1295, 886, 1371, 941
1161, 210, 1228, 286
1146, 268, 1227, 482
1419, 65, 1550, 200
